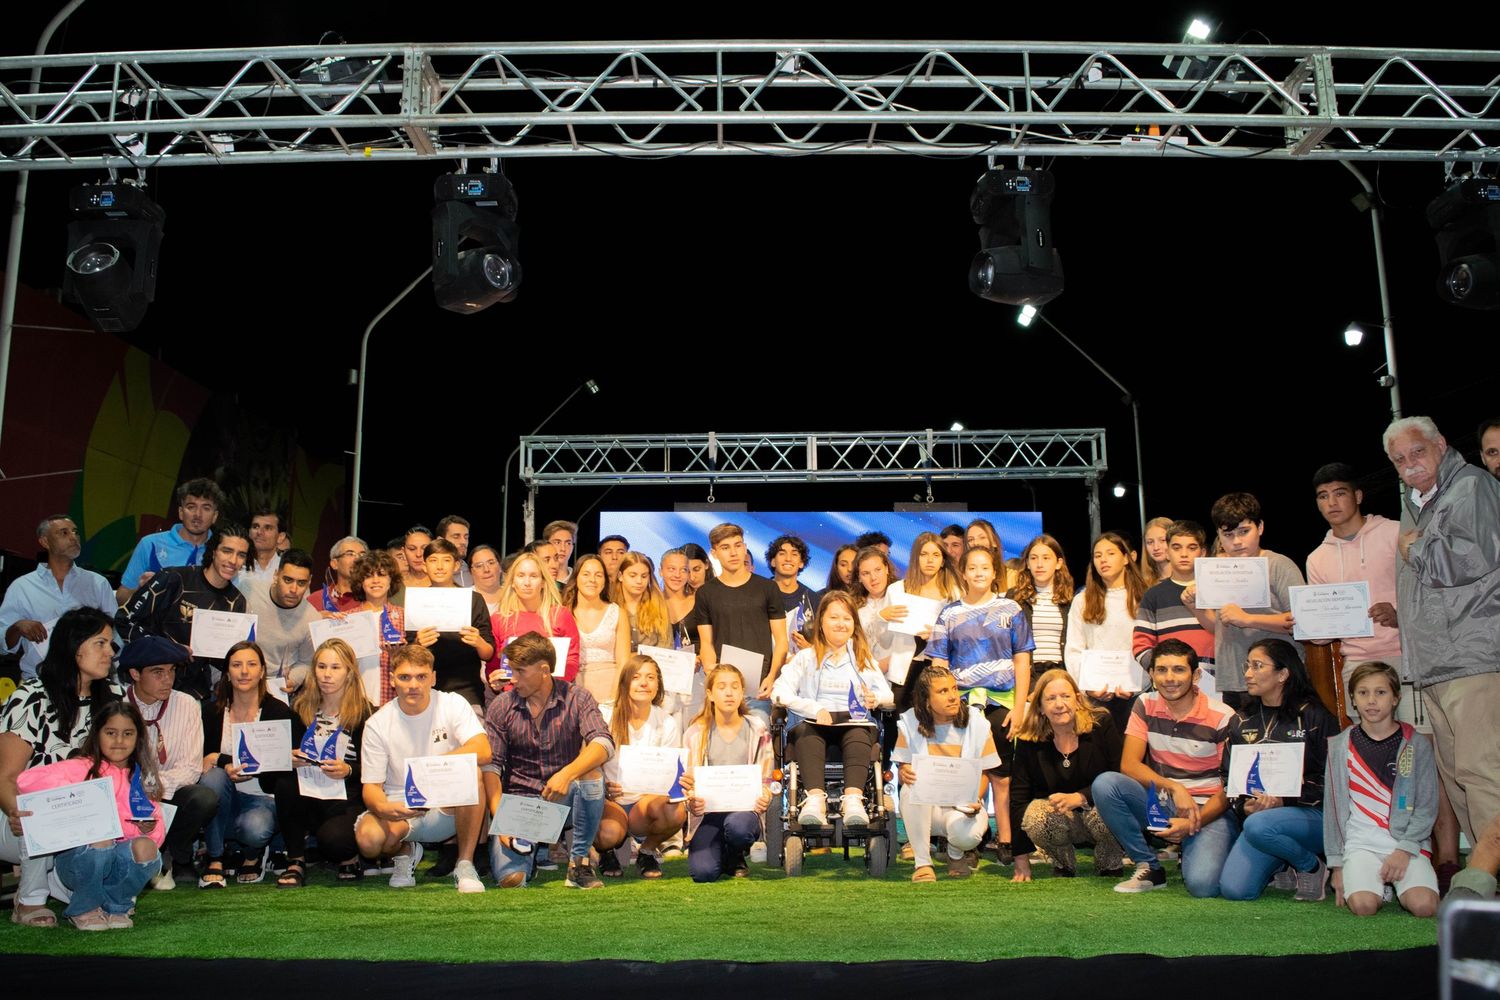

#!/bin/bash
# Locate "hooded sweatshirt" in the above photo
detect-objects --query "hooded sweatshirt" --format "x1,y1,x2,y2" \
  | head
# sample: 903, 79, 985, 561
1306, 513, 1402, 666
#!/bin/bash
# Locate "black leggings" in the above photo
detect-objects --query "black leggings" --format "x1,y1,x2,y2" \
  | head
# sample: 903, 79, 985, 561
272, 775, 361, 861
790, 722, 877, 794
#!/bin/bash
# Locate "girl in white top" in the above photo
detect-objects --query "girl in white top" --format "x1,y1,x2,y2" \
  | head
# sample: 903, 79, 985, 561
773, 592, 893, 831
893, 664, 1000, 881
1064, 532, 1147, 732
660, 547, 705, 723
883, 532, 962, 700
564, 554, 630, 705
594, 653, 686, 879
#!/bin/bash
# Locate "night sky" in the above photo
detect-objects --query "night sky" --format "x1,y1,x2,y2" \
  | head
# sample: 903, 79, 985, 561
4, 5, 1497, 579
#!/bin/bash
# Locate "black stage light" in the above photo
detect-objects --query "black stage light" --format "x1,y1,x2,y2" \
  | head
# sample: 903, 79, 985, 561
968, 169, 1063, 308
1427, 176, 1500, 310
432, 172, 521, 315
63, 183, 165, 333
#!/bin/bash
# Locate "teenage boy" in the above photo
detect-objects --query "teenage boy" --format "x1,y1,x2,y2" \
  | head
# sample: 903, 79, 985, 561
1181, 492, 1303, 710
939, 524, 966, 566
242, 549, 320, 699
696, 523, 788, 700
598, 535, 630, 583
766, 534, 817, 645
118, 477, 225, 603
484, 632, 614, 889
1132, 520, 1214, 673
543, 520, 577, 581
1091, 640, 1236, 896
437, 515, 474, 586
405, 538, 494, 707
236, 507, 283, 594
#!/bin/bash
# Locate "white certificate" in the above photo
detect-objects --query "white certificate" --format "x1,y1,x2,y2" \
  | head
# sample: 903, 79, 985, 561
691, 764, 763, 813
18, 778, 124, 856
1194, 558, 1271, 610
403, 587, 474, 632
309, 611, 381, 659
402, 753, 479, 809
639, 645, 696, 696
618, 745, 687, 799
231, 720, 292, 773
500, 635, 572, 678
888, 592, 943, 637
906, 754, 985, 807
29, 616, 60, 661
296, 763, 348, 800
1197, 668, 1218, 699
1289, 582, 1375, 641
1226, 742, 1306, 798
488, 794, 570, 843
189, 610, 258, 658
719, 645, 765, 696
1078, 649, 1142, 692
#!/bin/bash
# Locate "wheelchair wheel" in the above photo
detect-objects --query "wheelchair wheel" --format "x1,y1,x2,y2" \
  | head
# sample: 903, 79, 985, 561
867, 833, 889, 878
784, 834, 804, 877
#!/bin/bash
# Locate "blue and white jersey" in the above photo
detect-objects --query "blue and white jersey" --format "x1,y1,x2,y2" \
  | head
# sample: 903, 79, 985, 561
925, 595, 1035, 700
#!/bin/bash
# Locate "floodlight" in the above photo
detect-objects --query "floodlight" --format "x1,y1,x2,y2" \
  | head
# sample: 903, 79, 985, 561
1343, 324, 1364, 347
968, 169, 1063, 308
432, 171, 521, 314
62, 183, 165, 333
1187, 19, 1212, 40
1427, 177, 1500, 310
1017, 304, 1038, 327
1112, 483, 1128, 499
950, 422, 965, 432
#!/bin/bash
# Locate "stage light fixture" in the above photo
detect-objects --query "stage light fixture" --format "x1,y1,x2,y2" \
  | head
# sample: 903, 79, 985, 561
1427, 176, 1500, 310
1164, 17, 1217, 80
432, 171, 521, 314
969, 169, 1063, 308
1112, 483, 1128, 499
62, 182, 165, 333
1186, 19, 1213, 40
1343, 324, 1364, 347
1017, 304, 1038, 327
950, 422, 965, 432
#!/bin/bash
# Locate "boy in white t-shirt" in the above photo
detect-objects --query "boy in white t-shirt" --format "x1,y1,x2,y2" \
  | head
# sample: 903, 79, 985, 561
355, 644, 490, 893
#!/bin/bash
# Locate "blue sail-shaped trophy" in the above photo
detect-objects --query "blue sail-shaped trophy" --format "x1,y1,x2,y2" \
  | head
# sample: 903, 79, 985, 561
1246, 752, 1266, 796
299, 725, 320, 760
237, 732, 261, 773
320, 726, 344, 762
667, 755, 687, 803
1145, 781, 1173, 831
847, 682, 870, 722
404, 764, 428, 808
128, 765, 155, 821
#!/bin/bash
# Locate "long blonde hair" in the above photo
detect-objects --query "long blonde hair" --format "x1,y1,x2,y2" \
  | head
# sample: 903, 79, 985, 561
608, 653, 664, 748
293, 638, 374, 729
690, 664, 749, 766
497, 553, 565, 635
811, 591, 877, 673
610, 552, 670, 645
1015, 668, 1105, 742
1139, 516, 1174, 588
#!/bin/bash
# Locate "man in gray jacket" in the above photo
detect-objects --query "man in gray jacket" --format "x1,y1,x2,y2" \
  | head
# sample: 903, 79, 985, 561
1385, 415, 1500, 846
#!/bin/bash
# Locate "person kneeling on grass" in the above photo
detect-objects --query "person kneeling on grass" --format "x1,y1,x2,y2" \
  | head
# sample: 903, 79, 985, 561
679, 665, 772, 882
485, 632, 614, 889
1324, 661, 1440, 918
772, 591, 893, 831
1010, 668, 1124, 881
1091, 639, 1237, 896
1218, 639, 1338, 902
354, 644, 490, 893
15, 703, 163, 931
596, 653, 685, 879
892, 665, 997, 881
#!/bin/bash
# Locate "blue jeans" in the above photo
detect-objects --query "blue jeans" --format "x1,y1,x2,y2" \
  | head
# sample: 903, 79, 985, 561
489, 778, 606, 885
54, 841, 160, 918
1091, 771, 1239, 898
1219, 805, 1324, 900
200, 767, 279, 858
688, 811, 760, 883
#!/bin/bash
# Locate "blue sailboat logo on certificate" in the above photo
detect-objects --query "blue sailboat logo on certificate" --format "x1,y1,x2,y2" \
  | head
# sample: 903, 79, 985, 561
667, 755, 687, 803
1146, 781, 1173, 831
847, 682, 870, 722
1246, 752, 1266, 796
237, 732, 260, 773
404, 764, 428, 808
129, 765, 155, 821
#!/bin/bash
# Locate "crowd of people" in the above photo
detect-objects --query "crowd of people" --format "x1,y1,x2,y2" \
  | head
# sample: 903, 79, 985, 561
2, 414, 1499, 931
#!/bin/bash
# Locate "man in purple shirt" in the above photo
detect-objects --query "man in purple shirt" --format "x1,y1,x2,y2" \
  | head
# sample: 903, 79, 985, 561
483, 632, 613, 889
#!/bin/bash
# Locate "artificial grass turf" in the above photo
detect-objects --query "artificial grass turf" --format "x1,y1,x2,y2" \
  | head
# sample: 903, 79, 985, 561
0, 851, 1436, 964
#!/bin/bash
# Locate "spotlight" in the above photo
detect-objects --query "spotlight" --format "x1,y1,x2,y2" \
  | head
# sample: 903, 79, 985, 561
432, 171, 521, 314
1186, 19, 1213, 41
1112, 482, 1128, 499
1165, 17, 1217, 80
968, 169, 1063, 308
1343, 324, 1364, 347
1017, 304, 1037, 327
586, 379, 601, 395
1427, 176, 1500, 310
950, 422, 965, 432
62, 182, 165, 333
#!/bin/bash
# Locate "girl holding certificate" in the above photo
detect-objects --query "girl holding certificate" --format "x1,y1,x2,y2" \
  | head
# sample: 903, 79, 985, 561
851, 547, 911, 758
882, 532, 963, 712
1217, 638, 1338, 902
199, 640, 294, 888
892, 665, 999, 881
278, 638, 374, 886
565, 555, 630, 704
661, 548, 698, 650
679, 664, 772, 882
485, 551, 581, 696
1064, 532, 1147, 735
595, 653, 686, 878
773, 592, 893, 831
351, 550, 405, 705
15, 702, 165, 930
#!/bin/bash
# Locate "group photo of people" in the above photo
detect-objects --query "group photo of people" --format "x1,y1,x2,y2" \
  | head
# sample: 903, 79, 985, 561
2, 413, 1499, 934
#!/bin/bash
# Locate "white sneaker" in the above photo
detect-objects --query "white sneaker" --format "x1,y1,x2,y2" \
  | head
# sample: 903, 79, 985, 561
454, 859, 485, 894
841, 794, 869, 830
749, 840, 767, 863
389, 843, 422, 889
798, 791, 828, 827
149, 869, 176, 892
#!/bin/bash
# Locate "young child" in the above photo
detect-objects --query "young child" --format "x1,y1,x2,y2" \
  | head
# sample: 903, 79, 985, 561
1323, 661, 1440, 917
15, 702, 165, 930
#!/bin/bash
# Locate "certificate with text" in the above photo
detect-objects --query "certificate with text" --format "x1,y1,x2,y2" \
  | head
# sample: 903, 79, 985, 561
638, 645, 696, 696
231, 720, 293, 773
404, 587, 474, 632
1289, 583, 1374, 641
489, 795, 570, 843
906, 754, 985, 807
309, 611, 382, 659
18, 778, 124, 856
1078, 650, 1142, 692
190, 610, 258, 658
691, 764, 763, 813
618, 745, 687, 799
1194, 558, 1271, 610
402, 753, 479, 809
1227, 743, 1305, 798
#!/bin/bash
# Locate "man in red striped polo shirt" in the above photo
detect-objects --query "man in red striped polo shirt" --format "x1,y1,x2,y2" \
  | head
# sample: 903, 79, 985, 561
1091, 639, 1237, 895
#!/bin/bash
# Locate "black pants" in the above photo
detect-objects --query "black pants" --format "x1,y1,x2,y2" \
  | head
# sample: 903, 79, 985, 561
790, 722, 876, 794
163, 783, 220, 868
272, 775, 361, 862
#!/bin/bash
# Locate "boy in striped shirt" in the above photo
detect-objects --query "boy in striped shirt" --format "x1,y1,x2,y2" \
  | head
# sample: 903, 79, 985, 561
1092, 639, 1236, 895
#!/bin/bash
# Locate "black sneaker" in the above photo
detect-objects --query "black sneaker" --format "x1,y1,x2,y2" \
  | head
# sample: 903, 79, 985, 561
535, 844, 560, 871
1113, 862, 1167, 893
566, 859, 603, 889
427, 843, 459, 878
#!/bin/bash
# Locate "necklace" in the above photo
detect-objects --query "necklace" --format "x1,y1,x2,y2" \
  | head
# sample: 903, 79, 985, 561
1054, 732, 1079, 768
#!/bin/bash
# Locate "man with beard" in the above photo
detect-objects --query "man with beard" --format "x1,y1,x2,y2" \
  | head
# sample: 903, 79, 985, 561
0, 515, 116, 680
117, 477, 225, 604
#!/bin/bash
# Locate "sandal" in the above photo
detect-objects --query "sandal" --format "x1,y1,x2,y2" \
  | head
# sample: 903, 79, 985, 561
636, 851, 662, 880
276, 860, 306, 888
337, 862, 363, 881
10, 903, 58, 927
197, 859, 227, 890
236, 848, 267, 885
911, 865, 937, 883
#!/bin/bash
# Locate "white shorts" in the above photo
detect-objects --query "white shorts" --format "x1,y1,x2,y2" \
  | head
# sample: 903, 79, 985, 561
1340, 846, 1438, 900
357, 808, 457, 845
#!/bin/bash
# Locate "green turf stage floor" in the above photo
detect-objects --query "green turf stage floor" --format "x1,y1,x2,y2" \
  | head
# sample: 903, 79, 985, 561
0, 850, 1436, 964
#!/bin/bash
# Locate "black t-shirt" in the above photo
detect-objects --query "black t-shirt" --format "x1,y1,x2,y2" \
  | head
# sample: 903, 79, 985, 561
776, 582, 818, 635
406, 590, 494, 706
694, 574, 786, 665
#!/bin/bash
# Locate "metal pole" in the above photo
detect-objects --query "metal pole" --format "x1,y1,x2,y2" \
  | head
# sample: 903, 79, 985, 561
499, 380, 593, 553
0, 0, 90, 469
1341, 161, 1402, 422
351, 265, 431, 538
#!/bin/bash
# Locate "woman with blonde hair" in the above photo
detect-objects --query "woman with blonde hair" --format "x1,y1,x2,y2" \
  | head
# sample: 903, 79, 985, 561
486, 551, 581, 695
1010, 668, 1124, 881
1139, 517, 1174, 588
612, 552, 672, 651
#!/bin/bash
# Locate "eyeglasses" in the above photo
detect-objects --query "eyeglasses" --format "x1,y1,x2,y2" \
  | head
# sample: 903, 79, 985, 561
1244, 658, 1278, 671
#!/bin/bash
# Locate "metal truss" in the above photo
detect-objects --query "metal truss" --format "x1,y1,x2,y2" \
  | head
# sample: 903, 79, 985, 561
1, 40, 1498, 171
517, 428, 1111, 539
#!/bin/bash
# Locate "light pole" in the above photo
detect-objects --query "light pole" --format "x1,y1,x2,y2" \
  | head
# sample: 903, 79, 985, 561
499, 379, 599, 553
1341, 161, 1402, 422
